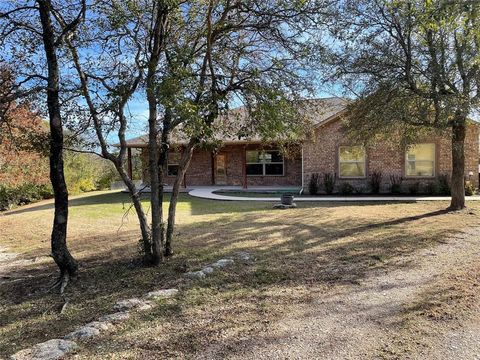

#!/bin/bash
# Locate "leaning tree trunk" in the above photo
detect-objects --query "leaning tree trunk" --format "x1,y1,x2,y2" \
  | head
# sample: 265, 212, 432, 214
117, 167, 152, 258
449, 118, 467, 210
63, 32, 151, 261
38, 0, 77, 281
165, 140, 195, 257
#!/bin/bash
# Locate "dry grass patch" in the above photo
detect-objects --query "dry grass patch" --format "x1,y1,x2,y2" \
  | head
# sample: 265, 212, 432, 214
0, 191, 479, 358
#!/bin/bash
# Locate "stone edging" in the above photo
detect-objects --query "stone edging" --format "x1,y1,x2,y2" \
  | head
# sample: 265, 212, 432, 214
9, 252, 252, 360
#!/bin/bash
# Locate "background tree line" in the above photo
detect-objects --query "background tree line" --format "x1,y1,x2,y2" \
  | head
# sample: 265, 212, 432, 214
0, 90, 129, 210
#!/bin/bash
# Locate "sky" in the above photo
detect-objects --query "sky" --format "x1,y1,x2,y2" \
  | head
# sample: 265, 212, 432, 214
121, 86, 347, 141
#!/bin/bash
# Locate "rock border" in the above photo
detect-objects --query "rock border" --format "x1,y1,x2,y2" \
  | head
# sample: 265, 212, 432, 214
184, 251, 251, 279
9, 251, 252, 360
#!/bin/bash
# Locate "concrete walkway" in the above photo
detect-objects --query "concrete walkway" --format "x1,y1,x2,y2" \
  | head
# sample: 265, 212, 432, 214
188, 186, 480, 202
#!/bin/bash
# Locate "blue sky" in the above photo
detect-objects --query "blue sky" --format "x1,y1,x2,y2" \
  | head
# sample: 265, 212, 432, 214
121, 86, 347, 140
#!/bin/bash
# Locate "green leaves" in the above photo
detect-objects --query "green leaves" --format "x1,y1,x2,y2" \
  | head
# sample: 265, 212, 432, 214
326, 0, 480, 145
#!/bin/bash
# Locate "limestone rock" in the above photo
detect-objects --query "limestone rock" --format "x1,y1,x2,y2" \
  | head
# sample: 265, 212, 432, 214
202, 267, 214, 274
82, 321, 113, 331
235, 251, 252, 261
10, 339, 78, 360
273, 203, 297, 209
211, 259, 234, 268
146, 288, 179, 299
64, 326, 100, 340
113, 298, 153, 312
185, 270, 206, 279
98, 312, 130, 324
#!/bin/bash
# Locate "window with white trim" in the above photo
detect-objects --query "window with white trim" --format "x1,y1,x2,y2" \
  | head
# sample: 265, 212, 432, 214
167, 152, 180, 176
246, 150, 284, 176
405, 143, 435, 177
339, 146, 366, 178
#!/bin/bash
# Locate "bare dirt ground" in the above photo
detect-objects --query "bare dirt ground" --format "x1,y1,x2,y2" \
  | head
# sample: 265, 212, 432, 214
200, 225, 480, 360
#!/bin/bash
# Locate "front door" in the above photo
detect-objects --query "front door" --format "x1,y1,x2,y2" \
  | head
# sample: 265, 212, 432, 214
215, 154, 227, 185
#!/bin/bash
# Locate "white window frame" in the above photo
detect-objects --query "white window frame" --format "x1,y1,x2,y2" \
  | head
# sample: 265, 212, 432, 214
246, 150, 284, 177
405, 143, 436, 178
338, 145, 367, 179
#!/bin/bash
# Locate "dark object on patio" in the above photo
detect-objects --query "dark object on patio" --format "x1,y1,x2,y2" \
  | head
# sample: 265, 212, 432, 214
281, 194, 294, 205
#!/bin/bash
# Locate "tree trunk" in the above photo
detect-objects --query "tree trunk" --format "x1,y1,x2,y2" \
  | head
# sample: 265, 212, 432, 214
117, 167, 152, 259
38, 0, 77, 278
145, 4, 169, 265
147, 106, 163, 265
165, 140, 195, 257
449, 118, 466, 210
157, 109, 172, 246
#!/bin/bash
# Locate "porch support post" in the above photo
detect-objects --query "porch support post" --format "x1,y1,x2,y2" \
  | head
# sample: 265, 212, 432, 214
211, 151, 215, 185
242, 145, 247, 189
182, 146, 187, 188
301, 145, 304, 192
127, 147, 133, 179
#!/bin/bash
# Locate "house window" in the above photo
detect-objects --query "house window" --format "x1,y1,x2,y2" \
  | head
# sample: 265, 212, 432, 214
339, 146, 366, 178
406, 143, 435, 177
246, 150, 284, 176
167, 152, 180, 176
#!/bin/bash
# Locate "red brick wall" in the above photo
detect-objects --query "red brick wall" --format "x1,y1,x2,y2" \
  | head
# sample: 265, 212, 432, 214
140, 143, 303, 187
220, 144, 302, 187
303, 119, 479, 194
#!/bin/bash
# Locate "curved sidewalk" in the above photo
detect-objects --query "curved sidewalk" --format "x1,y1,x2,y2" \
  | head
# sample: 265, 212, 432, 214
188, 187, 480, 202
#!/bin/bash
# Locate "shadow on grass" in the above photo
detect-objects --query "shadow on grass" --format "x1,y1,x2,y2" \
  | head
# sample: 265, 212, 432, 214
1, 190, 445, 218
0, 200, 465, 358
2, 192, 269, 217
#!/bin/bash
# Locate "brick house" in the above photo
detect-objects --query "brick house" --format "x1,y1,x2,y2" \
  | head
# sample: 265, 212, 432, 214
125, 97, 479, 193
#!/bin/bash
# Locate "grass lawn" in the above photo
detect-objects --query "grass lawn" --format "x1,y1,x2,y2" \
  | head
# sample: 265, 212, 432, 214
1, 191, 479, 358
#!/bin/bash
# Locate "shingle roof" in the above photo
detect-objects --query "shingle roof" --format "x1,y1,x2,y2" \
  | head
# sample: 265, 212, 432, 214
122, 97, 349, 148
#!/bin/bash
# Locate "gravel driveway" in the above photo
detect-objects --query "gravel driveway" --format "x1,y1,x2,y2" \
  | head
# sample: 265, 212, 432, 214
200, 226, 480, 359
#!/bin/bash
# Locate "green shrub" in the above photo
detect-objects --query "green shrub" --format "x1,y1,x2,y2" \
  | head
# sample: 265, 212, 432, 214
369, 171, 382, 194
96, 167, 117, 190
323, 173, 336, 195
424, 182, 439, 196
436, 174, 451, 195
340, 182, 355, 195
308, 173, 320, 195
64, 151, 117, 194
465, 181, 477, 196
389, 174, 403, 194
354, 185, 365, 195
0, 186, 12, 210
0, 183, 53, 211
38, 184, 54, 199
408, 182, 420, 195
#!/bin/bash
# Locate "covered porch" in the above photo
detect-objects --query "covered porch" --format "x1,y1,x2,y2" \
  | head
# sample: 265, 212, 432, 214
132, 142, 303, 189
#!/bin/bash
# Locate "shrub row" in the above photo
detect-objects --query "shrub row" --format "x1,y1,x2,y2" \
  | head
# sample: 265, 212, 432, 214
308, 172, 477, 196
308, 173, 336, 195
0, 183, 54, 211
